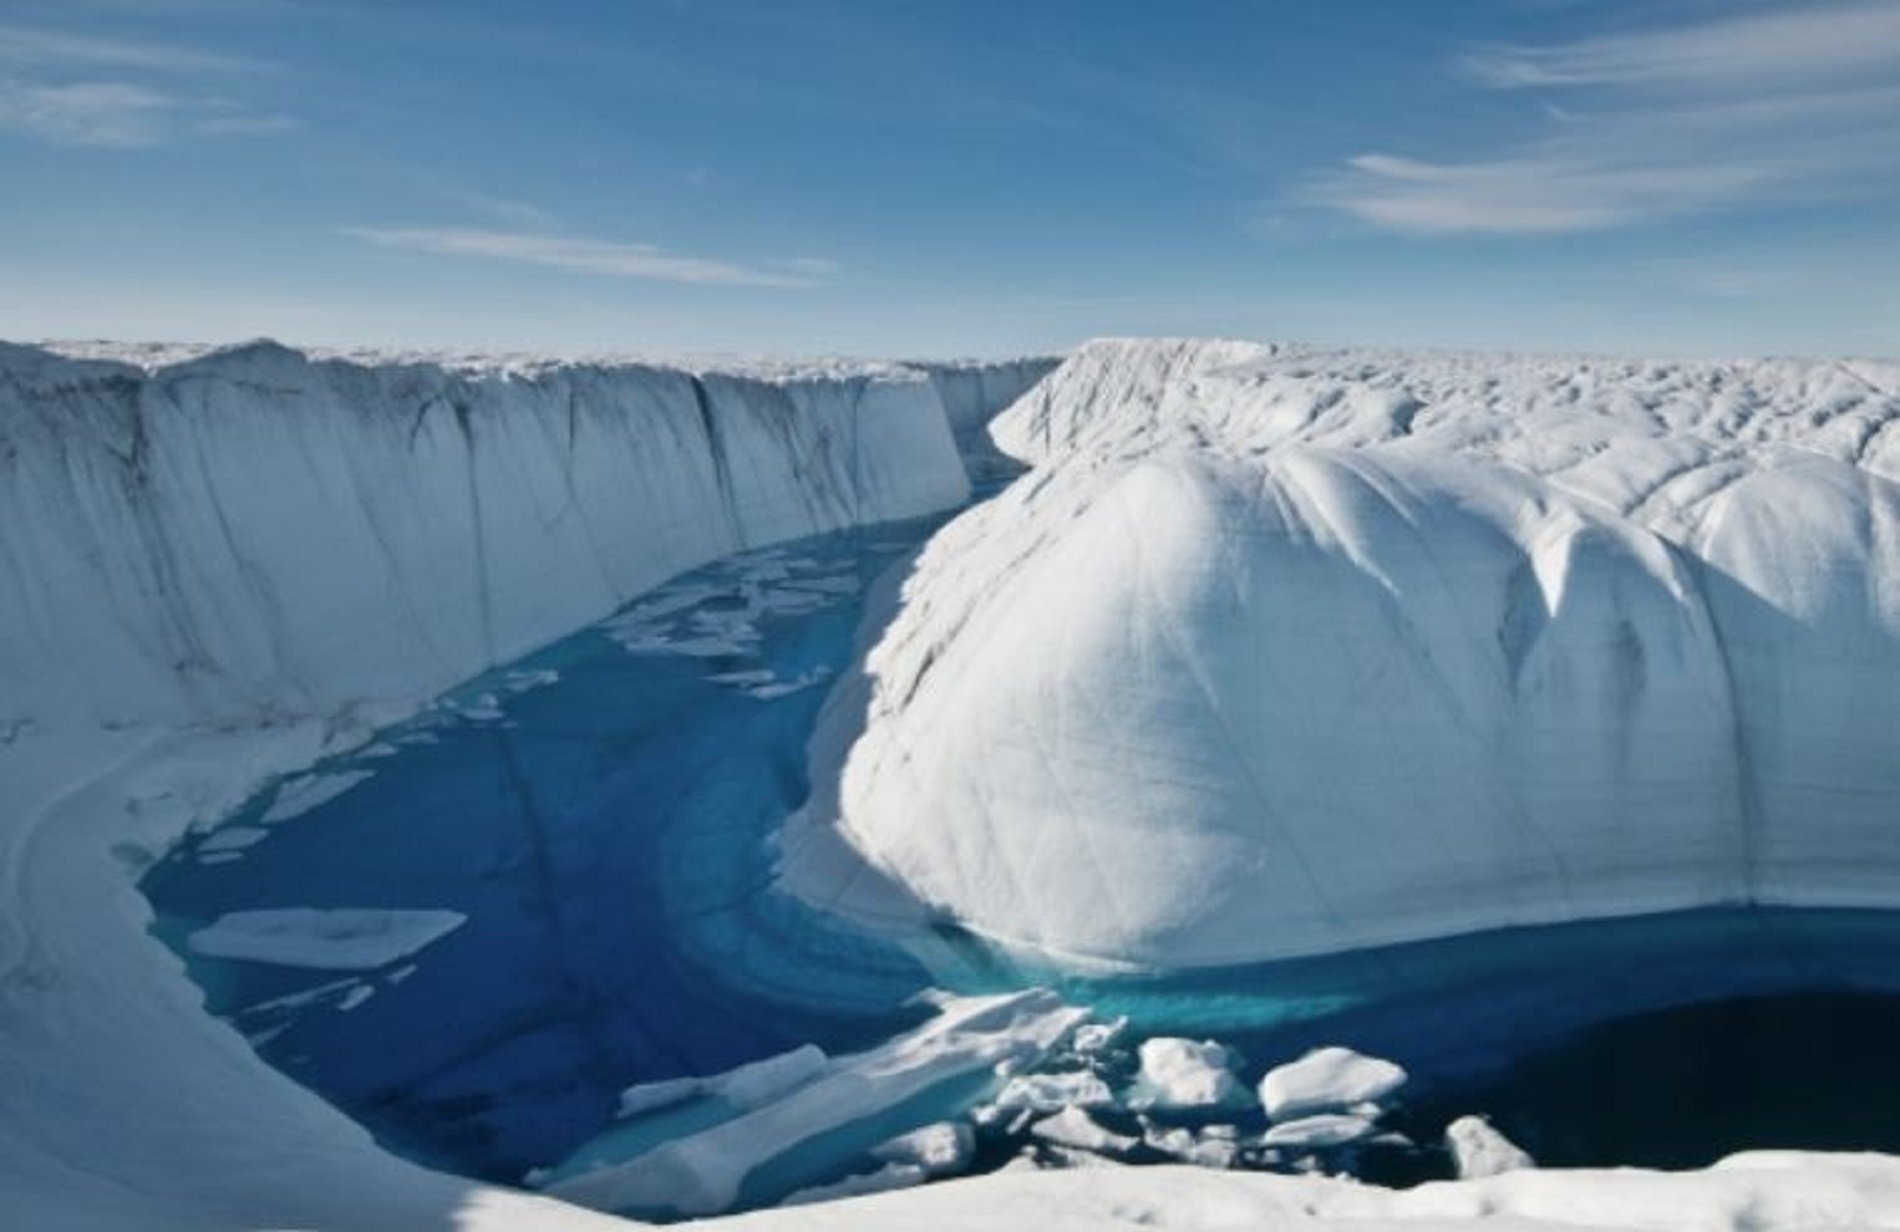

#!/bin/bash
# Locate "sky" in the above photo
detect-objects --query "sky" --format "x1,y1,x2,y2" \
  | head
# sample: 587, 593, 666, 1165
1, 0, 1897, 359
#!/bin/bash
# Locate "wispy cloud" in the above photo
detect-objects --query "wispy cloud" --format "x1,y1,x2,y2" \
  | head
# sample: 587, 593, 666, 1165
346, 227, 833, 289
0, 77, 291, 146
0, 21, 287, 147
1310, 2, 1900, 236
0, 22, 272, 74
1462, 2, 1900, 90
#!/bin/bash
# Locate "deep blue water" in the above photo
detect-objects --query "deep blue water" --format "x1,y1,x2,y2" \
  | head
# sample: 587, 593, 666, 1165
142, 516, 950, 1183
142, 504, 1900, 1207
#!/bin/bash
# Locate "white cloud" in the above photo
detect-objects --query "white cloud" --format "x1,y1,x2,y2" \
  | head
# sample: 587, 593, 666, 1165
0, 22, 287, 147
1463, 2, 1900, 91
0, 76, 292, 146
346, 227, 832, 289
1312, 2, 1900, 236
0, 23, 270, 74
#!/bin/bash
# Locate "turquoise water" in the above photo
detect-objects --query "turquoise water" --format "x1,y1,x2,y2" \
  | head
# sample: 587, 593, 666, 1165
141, 501, 1900, 1207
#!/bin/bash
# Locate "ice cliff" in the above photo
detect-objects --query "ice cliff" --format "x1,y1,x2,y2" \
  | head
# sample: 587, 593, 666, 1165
0, 340, 1002, 748
800, 338, 1900, 967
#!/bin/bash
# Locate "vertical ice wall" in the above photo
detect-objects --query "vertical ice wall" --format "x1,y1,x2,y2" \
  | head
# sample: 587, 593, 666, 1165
0, 340, 997, 743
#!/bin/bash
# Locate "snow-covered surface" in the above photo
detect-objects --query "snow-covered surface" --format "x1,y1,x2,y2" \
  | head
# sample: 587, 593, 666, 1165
185, 907, 466, 969
795, 336, 1900, 967
0, 338, 1040, 1231
720, 1152, 1900, 1231
1445, 1114, 1535, 1180
1260, 1047, 1410, 1122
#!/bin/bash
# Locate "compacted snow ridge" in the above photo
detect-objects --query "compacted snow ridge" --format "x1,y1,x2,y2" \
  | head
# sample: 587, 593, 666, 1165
791, 337, 1900, 968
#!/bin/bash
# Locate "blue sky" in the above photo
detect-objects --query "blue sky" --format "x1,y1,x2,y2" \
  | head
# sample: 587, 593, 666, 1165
1, 0, 1896, 358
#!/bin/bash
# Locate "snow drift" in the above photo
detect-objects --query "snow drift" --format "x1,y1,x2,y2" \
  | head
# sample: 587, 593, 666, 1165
800, 338, 1900, 967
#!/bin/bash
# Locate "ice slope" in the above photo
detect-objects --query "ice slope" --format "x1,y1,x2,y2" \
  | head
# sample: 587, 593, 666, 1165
800, 338, 1900, 967
0, 339, 1037, 1231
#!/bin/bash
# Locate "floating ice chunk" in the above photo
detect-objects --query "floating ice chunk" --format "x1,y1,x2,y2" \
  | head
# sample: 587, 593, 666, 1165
259, 770, 373, 824
456, 694, 505, 722
784, 575, 861, 596
614, 1078, 703, 1120
615, 1045, 828, 1120
543, 989, 1086, 1218
1260, 1047, 1408, 1121
871, 1121, 973, 1176
1259, 1112, 1379, 1150
187, 908, 467, 970
1446, 1114, 1534, 1178
237, 977, 364, 1016
663, 636, 759, 659
197, 851, 243, 866
755, 588, 831, 615
502, 668, 559, 693
604, 623, 673, 653
711, 1045, 829, 1109
746, 667, 834, 701
780, 1163, 926, 1206
1030, 1107, 1139, 1157
1126, 1038, 1245, 1112
1072, 1016, 1128, 1054
614, 584, 723, 625
993, 1070, 1115, 1113
1038, 1144, 1130, 1170
1143, 1124, 1241, 1169
705, 669, 777, 686
197, 825, 269, 855
337, 984, 375, 1012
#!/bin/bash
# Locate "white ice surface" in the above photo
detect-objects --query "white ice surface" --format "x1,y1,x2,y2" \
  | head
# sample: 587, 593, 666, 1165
1028, 1106, 1140, 1157
543, 990, 1089, 1218
792, 337, 1900, 967
1260, 1047, 1410, 1122
1446, 1115, 1535, 1179
1124, 1037, 1245, 1112
872, 1121, 975, 1175
616, 1045, 829, 1119
186, 908, 467, 970
1259, 1112, 1380, 1150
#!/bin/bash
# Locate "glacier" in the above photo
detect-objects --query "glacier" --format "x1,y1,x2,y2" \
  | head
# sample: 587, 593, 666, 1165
7, 333, 1900, 1232
794, 338, 1900, 968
